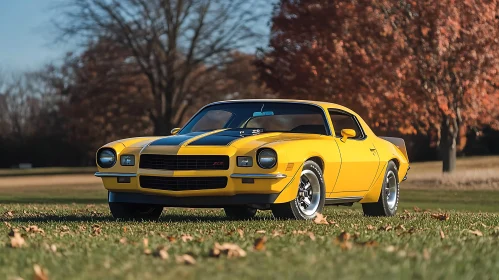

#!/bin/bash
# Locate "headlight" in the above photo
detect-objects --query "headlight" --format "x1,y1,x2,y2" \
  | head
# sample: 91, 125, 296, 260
120, 155, 135, 166
97, 148, 116, 168
237, 156, 253, 167
257, 148, 277, 169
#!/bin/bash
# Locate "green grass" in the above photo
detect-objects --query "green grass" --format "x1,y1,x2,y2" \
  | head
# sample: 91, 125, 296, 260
1, 187, 499, 280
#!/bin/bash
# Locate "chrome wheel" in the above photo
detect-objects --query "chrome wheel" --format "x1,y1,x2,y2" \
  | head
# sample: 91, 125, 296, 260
296, 169, 321, 216
386, 170, 398, 210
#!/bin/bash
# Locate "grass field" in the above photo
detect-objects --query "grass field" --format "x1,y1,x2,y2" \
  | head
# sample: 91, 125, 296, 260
1, 157, 499, 279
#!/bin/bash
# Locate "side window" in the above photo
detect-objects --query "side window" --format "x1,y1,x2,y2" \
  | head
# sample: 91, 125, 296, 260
329, 111, 364, 139
191, 110, 233, 132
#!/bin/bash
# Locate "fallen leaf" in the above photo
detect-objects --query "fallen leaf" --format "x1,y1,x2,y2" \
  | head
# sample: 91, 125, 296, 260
10, 232, 26, 248
49, 244, 57, 253
4, 221, 12, 228
24, 225, 44, 235
91, 224, 101, 235
237, 229, 244, 238
378, 225, 393, 231
431, 213, 450, 221
313, 213, 329, 225
254, 236, 267, 251
153, 246, 169, 260
468, 229, 483, 237
181, 234, 194, 242
308, 232, 316, 241
292, 230, 308, 235
119, 237, 127, 244
33, 264, 48, 280
366, 225, 375, 230
385, 245, 397, 253
176, 254, 196, 265
166, 236, 176, 242
337, 231, 351, 242
210, 242, 247, 258
59, 226, 70, 233
395, 225, 406, 231
4, 211, 14, 217
413, 206, 422, 213
439, 229, 446, 239
255, 230, 266, 234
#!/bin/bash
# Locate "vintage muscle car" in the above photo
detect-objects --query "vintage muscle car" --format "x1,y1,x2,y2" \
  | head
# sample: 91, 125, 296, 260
95, 99, 409, 220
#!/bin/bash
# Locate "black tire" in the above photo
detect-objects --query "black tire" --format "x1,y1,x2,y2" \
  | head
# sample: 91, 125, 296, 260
224, 206, 257, 220
109, 202, 163, 221
271, 160, 325, 220
362, 160, 399, 216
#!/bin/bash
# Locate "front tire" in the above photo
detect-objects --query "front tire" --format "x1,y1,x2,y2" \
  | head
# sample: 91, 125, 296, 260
362, 160, 399, 216
109, 202, 163, 221
224, 206, 257, 220
271, 160, 325, 220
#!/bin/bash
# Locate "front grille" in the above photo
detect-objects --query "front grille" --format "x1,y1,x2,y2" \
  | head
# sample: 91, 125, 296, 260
140, 176, 227, 191
139, 155, 229, 170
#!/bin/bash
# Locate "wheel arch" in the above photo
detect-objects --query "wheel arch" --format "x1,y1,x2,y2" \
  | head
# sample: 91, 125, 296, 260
306, 156, 324, 171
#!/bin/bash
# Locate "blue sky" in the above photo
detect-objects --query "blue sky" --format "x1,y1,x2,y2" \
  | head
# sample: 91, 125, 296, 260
0, 0, 71, 71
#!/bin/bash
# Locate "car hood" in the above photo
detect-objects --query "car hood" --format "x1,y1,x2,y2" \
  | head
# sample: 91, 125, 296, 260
133, 129, 323, 154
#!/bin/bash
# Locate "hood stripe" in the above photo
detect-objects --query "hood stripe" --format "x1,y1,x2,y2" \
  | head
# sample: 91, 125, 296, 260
188, 129, 262, 146
149, 132, 206, 146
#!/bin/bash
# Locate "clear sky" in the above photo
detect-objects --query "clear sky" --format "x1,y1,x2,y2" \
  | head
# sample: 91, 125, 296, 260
0, 0, 70, 71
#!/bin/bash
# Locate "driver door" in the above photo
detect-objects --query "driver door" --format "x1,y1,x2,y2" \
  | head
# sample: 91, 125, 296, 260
329, 110, 380, 193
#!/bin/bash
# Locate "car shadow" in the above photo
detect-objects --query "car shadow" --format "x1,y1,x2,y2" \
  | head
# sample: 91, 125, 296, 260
4, 213, 272, 223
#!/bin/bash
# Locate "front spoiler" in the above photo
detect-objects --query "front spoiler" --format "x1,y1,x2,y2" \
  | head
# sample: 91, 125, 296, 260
109, 191, 279, 207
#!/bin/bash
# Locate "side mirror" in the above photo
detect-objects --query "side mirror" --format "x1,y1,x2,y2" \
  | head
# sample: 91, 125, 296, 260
340, 129, 356, 142
171, 128, 181, 135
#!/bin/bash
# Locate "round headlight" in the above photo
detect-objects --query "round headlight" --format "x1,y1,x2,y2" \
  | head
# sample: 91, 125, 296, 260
257, 148, 277, 169
97, 148, 116, 168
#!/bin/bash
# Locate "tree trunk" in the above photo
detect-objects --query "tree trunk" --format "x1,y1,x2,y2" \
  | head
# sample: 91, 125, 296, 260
440, 118, 457, 173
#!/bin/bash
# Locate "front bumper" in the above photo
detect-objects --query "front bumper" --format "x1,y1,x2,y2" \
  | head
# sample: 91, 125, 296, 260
109, 191, 279, 207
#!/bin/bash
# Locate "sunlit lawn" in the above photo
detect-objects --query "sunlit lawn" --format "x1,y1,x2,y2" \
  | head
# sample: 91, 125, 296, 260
1, 184, 499, 279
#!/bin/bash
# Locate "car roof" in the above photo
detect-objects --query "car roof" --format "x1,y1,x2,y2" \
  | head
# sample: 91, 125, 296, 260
209, 99, 355, 114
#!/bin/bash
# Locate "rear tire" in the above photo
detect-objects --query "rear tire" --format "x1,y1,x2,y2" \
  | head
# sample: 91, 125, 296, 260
224, 206, 257, 220
109, 202, 163, 221
271, 160, 325, 220
362, 160, 399, 216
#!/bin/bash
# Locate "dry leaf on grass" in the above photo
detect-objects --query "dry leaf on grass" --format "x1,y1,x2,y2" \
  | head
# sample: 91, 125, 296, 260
385, 245, 397, 253
4, 211, 14, 217
153, 246, 169, 260
440, 229, 446, 239
395, 225, 406, 231
468, 229, 483, 237
176, 254, 196, 265
181, 234, 194, 242
91, 224, 102, 235
378, 225, 393, 231
10, 232, 26, 248
272, 230, 284, 237
413, 206, 422, 213
337, 231, 351, 242
255, 230, 266, 234
254, 236, 267, 251
210, 242, 246, 258
4, 221, 12, 228
237, 229, 244, 238
366, 225, 375, 230
166, 236, 176, 242
119, 237, 127, 244
431, 213, 450, 221
33, 264, 48, 280
308, 232, 316, 241
313, 213, 329, 225
24, 225, 44, 235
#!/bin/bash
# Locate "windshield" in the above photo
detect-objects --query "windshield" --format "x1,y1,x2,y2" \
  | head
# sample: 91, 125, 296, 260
179, 102, 330, 135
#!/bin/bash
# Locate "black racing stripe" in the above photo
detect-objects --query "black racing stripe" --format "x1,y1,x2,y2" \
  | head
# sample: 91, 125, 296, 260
149, 131, 206, 146
188, 129, 261, 146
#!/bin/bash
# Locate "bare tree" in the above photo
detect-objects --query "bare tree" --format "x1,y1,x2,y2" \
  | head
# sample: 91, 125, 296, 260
55, 0, 270, 135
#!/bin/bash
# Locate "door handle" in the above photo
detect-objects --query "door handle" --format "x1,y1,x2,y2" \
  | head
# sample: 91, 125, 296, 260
370, 148, 376, 151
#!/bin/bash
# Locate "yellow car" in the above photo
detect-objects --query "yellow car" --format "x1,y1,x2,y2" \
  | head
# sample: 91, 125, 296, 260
95, 99, 409, 220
